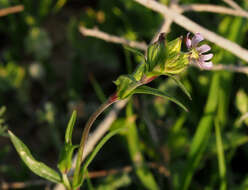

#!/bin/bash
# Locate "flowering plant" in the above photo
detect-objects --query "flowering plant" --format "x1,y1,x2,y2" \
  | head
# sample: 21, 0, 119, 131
8, 32, 213, 190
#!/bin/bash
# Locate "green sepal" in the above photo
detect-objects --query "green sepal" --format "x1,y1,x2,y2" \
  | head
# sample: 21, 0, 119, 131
114, 75, 142, 99
57, 144, 78, 174
167, 36, 183, 54
147, 36, 168, 72
146, 35, 188, 76
132, 85, 188, 112
8, 130, 62, 183
158, 52, 189, 75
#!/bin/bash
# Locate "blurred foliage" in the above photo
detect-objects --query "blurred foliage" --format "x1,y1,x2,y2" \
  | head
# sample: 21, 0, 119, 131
1, 0, 248, 189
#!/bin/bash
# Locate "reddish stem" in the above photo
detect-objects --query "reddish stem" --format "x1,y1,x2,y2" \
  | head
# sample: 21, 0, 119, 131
142, 76, 158, 84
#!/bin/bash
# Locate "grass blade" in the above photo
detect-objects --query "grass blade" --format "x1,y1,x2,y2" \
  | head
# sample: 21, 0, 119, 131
214, 119, 227, 190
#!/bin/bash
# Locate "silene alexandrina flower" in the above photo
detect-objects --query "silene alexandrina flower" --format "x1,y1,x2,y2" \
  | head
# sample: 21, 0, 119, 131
186, 33, 213, 69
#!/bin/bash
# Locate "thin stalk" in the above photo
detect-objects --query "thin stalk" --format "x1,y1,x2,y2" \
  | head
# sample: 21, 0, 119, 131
72, 93, 119, 187
62, 173, 71, 190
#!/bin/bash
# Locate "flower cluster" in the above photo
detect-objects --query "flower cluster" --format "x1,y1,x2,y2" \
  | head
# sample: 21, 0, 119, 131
114, 32, 213, 100
186, 33, 213, 69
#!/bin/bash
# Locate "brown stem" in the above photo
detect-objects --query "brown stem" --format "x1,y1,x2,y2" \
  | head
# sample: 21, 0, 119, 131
72, 93, 119, 187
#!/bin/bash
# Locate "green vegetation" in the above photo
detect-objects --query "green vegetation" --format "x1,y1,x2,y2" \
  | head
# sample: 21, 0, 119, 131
1, 0, 248, 189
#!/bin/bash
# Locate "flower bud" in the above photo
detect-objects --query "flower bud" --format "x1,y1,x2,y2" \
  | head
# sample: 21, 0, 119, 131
146, 34, 189, 76
146, 33, 168, 72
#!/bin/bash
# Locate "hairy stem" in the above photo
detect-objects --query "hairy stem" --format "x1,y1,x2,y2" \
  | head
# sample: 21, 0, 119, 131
72, 93, 119, 187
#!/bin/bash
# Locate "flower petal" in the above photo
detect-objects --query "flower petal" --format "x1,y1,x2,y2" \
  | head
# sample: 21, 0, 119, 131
185, 33, 192, 49
201, 53, 213, 61
197, 44, 211, 54
201, 61, 213, 69
192, 33, 204, 47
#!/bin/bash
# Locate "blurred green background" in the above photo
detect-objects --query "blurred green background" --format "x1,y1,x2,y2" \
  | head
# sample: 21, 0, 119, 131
0, 0, 248, 189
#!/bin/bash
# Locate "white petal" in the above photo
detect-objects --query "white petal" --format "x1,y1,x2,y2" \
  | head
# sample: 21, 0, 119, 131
192, 33, 204, 47
197, 44, 211, 54
186, 33, 192, 49
201, 53, 213, 61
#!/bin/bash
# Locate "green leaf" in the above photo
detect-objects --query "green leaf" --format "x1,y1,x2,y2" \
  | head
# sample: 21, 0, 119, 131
8, 130, 61, 183
73, 127, 125, 188
132, 85, 188, 112
57, 144, 78, 174
58, 111, 78, 173
214, 119, 227, 190
167, 74, 191, 100
65, 110, 77, 144
179, 73, 220, 190
114, 75, 142, 99
235, 89, 248, 114
132, 62, 146, 81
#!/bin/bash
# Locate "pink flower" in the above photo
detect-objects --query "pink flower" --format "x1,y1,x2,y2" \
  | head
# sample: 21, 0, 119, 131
186, 33, 213, 69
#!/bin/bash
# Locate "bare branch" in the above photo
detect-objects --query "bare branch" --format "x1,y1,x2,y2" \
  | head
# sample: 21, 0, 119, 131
88, 162, 170, 178
0, 5, 24, 17
192, 63, 248, 74
223, 0, 243, 10
133, 0, 248, 62
151, 0, 181, 43
181, 4, 248, 18
1, 180, 47, 190
77, 26, 248, 74
79, 26, 147, 51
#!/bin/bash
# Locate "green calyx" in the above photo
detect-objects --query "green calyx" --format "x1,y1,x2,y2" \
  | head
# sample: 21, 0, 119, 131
114, 34, 190, 100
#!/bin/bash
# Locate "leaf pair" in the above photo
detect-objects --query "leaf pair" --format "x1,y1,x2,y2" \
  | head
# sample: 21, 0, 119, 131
8, 111, 79, 187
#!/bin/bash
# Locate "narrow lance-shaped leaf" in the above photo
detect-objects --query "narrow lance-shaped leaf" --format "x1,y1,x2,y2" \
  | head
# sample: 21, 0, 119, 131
65, 110, 77, 144
214, 119, 227, 190
132, 85, 188, 112
8, 130, 61, 183
58, 111, 78, 173
123, 45, 146, 62
167, 74, 192, 100
58, 144, 78, 174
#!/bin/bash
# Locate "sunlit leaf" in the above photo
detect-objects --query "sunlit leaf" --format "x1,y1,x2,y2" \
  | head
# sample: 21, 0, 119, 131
65, 110, 77, 144
132, 85, 188, 112
168, 74, 191, 100
8, 131, 61, 183
57, 144, 78, 174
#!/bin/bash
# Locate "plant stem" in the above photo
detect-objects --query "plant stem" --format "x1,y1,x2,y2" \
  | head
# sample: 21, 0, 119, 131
72, 93, 119, 187
62, 173, 71, 190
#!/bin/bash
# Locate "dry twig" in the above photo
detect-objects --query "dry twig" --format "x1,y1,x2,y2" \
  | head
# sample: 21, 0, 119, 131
151, 0, 180, 43
2, 162, 169, 189
133, 0, 248, 62
181, 4, 248, 18
223, 0, 243, 10
79, 26, 147, 51
0, 5, 24, 17
78, 26, 248, 74
1, 180, 47, 190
